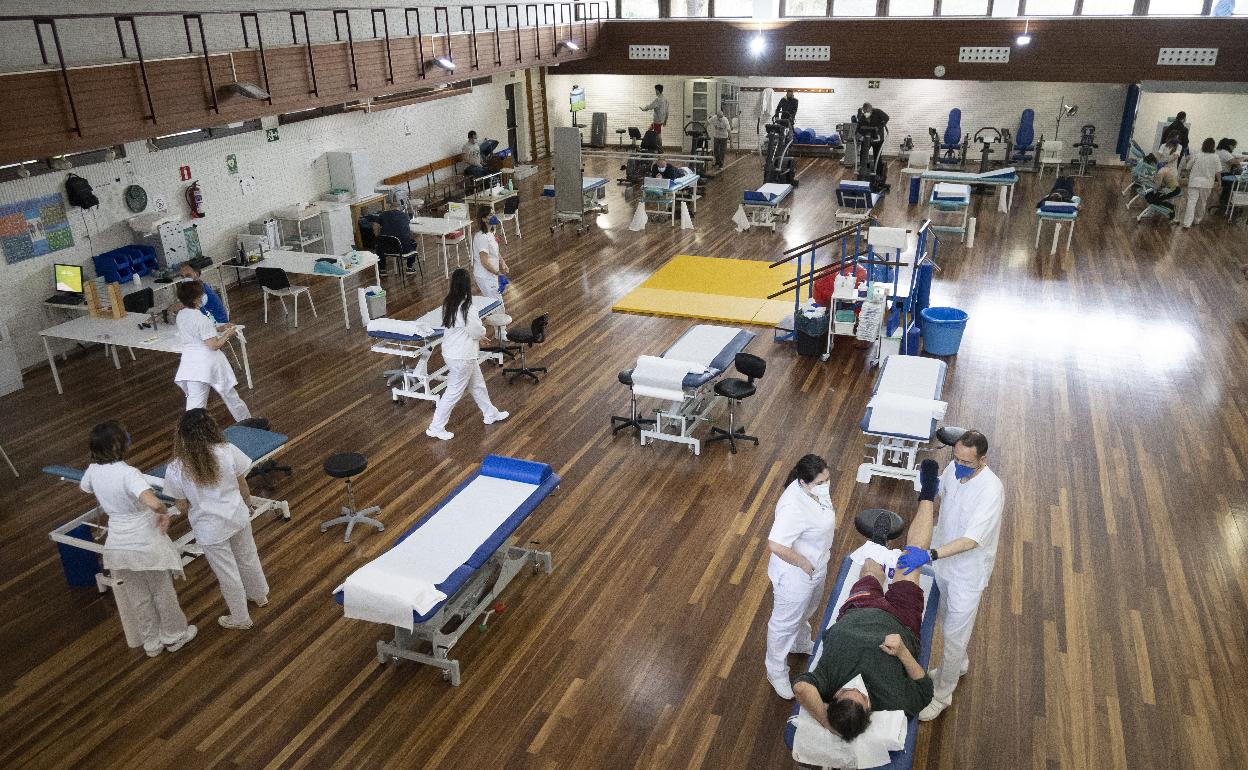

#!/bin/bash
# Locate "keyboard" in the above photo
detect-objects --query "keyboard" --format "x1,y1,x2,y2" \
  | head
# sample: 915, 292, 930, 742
47, 293, 85, 305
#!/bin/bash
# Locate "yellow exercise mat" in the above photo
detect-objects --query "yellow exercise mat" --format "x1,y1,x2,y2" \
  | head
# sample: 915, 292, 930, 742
612, 254, 794, 326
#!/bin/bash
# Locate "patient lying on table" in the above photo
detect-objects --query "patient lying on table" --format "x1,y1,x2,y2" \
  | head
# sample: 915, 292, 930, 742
792, 460, 940, 740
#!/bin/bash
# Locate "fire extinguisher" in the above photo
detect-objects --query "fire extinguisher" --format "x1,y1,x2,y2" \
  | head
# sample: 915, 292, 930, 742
185, 180, 206, 219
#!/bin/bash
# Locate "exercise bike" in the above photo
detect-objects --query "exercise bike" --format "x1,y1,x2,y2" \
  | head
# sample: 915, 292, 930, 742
968, 126, 1011, 193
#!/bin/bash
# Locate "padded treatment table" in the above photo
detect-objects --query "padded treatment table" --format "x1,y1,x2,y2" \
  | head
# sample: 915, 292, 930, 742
856, 355, 947, 490
619, 324, 754, 455
1035, 196, 1081, 255
919, 167, 1018, 214
784, 550, 940, 770
927, 183, 972, 244
642, 173, 700, 225
45, 424, 292, 582
544, 176, 609, 233
743, 183, 794, 231
365, 295, 503, 404
334, 455, 558, 685
834, 180, 882, 228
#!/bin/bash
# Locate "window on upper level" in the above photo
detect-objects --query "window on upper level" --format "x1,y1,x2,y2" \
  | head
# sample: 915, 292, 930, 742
715, 0, 756, 15
1147, 0, 1205, 13
1080, 0, 1135, 13
890, 0, 934, 14
833, 0, 878, 16
672, 0, 710, 16
785, 0, 830, 15
620, 0, 660, 18
941, 0, 990, 15
1024, 0, 1075, 13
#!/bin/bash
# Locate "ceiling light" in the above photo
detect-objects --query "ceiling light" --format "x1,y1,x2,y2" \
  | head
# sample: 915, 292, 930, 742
558, 40, 580, 53
749, 34, 765, 57
431, 55, 456, 72
1016, 20, 1031, 47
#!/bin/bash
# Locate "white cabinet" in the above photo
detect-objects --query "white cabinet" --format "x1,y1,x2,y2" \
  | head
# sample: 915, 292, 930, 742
326, 150, 373, 198
318, 203, 355, 255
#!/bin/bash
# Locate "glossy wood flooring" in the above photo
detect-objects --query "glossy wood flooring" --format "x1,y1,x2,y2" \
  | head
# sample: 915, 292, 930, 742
2, 151, 1247, 770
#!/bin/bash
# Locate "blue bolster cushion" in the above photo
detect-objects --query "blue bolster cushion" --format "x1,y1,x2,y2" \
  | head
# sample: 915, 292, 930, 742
480, 454, 552, 485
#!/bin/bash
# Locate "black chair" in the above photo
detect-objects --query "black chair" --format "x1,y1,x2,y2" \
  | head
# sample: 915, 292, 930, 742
936, 426, 967, 447
503, 313, 548, 384
375, 234, 423, 285
237, 417, 292, 488
497, 194, 521, 243
706, 353, 766, 454
255, 266, 315, 326
610, 370, 656, 435
627, 126, 643, 151
320, 452, 384, 543
855, 508, 905, 546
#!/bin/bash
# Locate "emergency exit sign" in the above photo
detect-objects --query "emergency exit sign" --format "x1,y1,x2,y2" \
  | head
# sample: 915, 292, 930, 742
868, 80, 880, 89
266, 128, 280, 142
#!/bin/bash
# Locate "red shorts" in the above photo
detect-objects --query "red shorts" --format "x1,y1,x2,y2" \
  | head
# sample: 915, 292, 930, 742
836, 575, 924, 637
649, 122, 664, 135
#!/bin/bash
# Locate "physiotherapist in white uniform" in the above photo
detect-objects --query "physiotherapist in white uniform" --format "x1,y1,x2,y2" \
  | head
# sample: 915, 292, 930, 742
425, 268, 509, 441
471, 206, 509, 305
896, 429, 1005, 720
79, 420, 197, 657
163, 408, 269, 631
173, 280, 250, 423
765, 454, 837, 700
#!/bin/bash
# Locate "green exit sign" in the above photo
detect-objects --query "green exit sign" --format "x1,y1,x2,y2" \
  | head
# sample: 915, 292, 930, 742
265, 128, 280, 142
868, 80, 880, 89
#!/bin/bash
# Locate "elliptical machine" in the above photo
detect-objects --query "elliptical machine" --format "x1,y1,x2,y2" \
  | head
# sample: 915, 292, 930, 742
762, 121, 797, 186
855, 123, 889, 193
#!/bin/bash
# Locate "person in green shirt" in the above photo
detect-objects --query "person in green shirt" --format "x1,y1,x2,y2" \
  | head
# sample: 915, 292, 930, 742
792, 460, 940, 740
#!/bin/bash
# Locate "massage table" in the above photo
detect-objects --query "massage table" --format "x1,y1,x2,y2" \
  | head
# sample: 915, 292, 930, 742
784, 545, 940, 770
855, 355, 947, 490
743, 183, 794, 231
918, 166, 1018, 214
363, 293, 503, 404
1035, 196, 1081, 255
543, 176, 609, 233
834, 180, 881, 228
642, 173, 700, 225
927, 183, 972, 245
620, 323, 755, 455
45, 424, 292, 621
333, 455, 558, 685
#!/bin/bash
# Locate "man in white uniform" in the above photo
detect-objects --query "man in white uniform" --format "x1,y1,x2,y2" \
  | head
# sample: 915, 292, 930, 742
896, 429, 1004, 721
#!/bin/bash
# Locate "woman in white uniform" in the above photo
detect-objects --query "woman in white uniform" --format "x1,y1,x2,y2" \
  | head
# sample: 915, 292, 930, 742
471, 206, 509, 304
425, 268, 509, 441
765, 454, 836, 700
79, 421, 197, 657
1182, 137, 1223, 228
173, 280, 250, 422
163, 409, 269, 630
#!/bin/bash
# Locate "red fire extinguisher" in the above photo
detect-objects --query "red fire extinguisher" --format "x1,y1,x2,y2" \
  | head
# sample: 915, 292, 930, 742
185, 180, 206, 219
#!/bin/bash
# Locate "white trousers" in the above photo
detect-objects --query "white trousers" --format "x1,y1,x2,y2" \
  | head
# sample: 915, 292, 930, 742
429, 359, 499, 432
931, 573, 984, 702
765, 560, 827, 681
199, 523, 269, 623
1182, 186, 1212, 227
114, 569, 189, 654
179, 380, 251, 422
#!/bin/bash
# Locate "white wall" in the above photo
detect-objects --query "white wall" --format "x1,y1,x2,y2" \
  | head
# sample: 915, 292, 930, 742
1132, 90, 1248, 153
545, 72, 1129, 164
0, 78, 512, 372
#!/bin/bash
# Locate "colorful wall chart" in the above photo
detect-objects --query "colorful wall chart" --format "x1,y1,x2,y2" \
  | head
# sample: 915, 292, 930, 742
0, 193, 75, 264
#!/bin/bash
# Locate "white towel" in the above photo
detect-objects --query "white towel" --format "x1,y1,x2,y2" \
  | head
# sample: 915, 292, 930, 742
629, 201, 648, 232
680, 201, 694, 230
367, 318, 435, 337
849, 541, 902, 571
632, 355, 701, 402
867, 393, 947, 436
790, 705, 907, 768
733, 204, 751, 232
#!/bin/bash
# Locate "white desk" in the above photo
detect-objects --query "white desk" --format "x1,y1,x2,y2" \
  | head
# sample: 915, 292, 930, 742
225, 249, 380, 330
39, 313, 253, 395
464, 187, 518, 214
44, 262, 230, 315
410, 216, 469, 278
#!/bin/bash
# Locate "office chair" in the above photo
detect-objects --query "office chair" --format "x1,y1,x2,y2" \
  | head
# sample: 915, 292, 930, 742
374, 235, 423, 285
503, 313, 548, 384
707, 353, 766, 454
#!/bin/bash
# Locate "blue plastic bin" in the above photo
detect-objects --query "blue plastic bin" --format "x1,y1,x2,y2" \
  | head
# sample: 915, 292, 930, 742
920, 306, 968, 355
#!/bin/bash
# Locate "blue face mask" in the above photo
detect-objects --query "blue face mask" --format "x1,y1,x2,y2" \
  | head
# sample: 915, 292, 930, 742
953, 461, 976, 480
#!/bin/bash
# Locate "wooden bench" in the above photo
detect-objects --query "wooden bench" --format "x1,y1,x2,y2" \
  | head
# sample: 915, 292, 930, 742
381, 154, 470, 215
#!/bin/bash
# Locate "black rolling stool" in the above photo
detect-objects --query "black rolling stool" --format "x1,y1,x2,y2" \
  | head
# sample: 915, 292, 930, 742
237, 418, 293, 487
615, 128, 627, 148
936, 426, 967, 448
707, 353, 767, 454
503, 313, 549, 384
855, 508, 905, 546
320, 453, 384, 543
610, 370, 656, 435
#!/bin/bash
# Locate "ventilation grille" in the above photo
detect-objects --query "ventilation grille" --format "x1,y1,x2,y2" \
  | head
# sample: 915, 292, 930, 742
958, 46, 1010, 63
628, 45, 669, 61
1157, 47, 1217, 66
786, 45, 830, 62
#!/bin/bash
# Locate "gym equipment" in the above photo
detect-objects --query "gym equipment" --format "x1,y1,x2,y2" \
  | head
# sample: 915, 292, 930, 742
836, 122, 858, 169
1071, 124, 1098, 176
1011, 108, 1036, 165
762, 122, 797, 187
684, 120, 710, 157
934, 108, 968, 166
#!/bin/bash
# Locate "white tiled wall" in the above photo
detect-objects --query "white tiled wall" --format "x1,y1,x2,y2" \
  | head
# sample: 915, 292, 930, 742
0, 79, 513, 371
1132, 90, 1248, 153
545, 72, 1130, 164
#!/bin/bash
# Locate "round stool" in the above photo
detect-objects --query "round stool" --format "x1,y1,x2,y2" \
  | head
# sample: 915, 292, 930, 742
615, 128, 627, 147
483, 312, 514, 364
610, 371, 655, 435
321, 453, 384, 543
936, 426, 967, 447
855, 508, 904, 545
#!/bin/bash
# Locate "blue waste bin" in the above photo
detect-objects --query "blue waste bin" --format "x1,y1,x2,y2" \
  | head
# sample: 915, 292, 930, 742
920, 306, 969, 355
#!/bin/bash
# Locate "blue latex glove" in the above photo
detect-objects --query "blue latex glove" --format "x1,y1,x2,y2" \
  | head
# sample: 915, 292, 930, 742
497, 274, 509, 293
897, 545, 931, 575
918, 458, 940, 501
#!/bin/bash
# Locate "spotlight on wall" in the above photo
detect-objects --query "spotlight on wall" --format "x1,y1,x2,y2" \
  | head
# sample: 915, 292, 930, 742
749, 34, 766, 57
1016, 20, 1031, 46
16, 162, 30, 178
431, 55, 456, 72
51, 155, 72, 171
103, 147, 117, 162
557, 40, 580, 53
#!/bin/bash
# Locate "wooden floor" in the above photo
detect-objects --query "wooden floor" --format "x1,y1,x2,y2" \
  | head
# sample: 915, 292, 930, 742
2, 151, 1247, 770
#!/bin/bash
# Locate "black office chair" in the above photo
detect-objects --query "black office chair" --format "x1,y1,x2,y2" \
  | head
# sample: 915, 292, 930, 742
255, 266, 315, 326
610, 370, 656, 435
237, 417, 292, 488
627, 127, 643, 151
707, 353, 766, 454
503, 313, 548, 384
374, 235, 423, 285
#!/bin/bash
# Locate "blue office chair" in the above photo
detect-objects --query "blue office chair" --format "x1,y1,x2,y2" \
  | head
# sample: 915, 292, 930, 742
938, 108, 963, 165
1011, 108, 1035, 163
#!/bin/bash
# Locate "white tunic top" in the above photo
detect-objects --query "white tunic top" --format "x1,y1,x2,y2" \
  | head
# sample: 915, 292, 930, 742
1187, 151, 1223, 190
931, 464, 1005, 592
162, 443, 252, 546
80, 461, 183, 573
173, 308, 236, 391
440, 304, 486, 361
767, 479, 837, 580
471, 230, 501, 298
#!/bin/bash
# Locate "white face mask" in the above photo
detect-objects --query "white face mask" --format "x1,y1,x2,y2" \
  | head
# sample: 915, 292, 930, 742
657, 165, 667, 173
809, 481, 830, 499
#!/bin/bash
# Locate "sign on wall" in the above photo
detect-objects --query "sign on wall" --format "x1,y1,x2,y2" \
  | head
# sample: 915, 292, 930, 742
226, 153, 239, 174
0, 193, 75, 264
266, 128, 280, 142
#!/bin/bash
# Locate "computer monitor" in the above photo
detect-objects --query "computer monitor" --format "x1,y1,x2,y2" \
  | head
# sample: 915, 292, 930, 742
54, 263, 83, 294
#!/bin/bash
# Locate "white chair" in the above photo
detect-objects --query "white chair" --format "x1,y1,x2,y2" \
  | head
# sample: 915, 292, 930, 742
1226, 176, 1248, 221
498, 195, 521, 243
441, 202, 470, 272
256, 266, 317, 327
1038, 140, 1064, 179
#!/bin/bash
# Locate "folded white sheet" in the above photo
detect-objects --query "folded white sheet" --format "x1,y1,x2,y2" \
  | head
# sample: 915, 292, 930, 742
875, 355, 944, 399
867, 393, 947, 437
791, 705, 907, 769
367, 318, 436, 337
664, 324, 742, 367
632, 355, 702, 402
